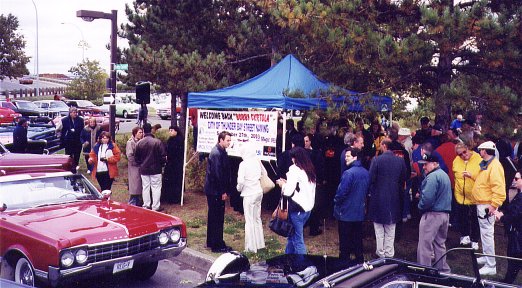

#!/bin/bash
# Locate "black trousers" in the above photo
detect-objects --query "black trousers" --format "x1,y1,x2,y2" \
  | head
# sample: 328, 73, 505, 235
457, 203, 480, 242
504, 258, 521, 284
338, 221, 364, 263
307, 185, 326, 234
65, 144, 82, 173
206, 195, 226, 249
96, 171, 113, 191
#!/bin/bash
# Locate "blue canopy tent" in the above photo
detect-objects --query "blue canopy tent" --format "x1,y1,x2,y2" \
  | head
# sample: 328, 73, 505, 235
188, 54, 392, 112
181, 55, 392, 205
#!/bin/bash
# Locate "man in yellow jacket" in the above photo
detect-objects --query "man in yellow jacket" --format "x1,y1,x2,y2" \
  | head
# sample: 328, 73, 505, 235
453, 143, 482, 250
464, 141, 505, 276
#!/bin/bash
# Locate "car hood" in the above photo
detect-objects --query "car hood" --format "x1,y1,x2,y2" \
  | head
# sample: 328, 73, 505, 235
0, 152, 71, 174
6, 201, 180, 247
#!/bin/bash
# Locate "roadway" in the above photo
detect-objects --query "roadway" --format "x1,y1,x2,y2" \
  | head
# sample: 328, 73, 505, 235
117, 115, 176, 134
0, 77, 67, 92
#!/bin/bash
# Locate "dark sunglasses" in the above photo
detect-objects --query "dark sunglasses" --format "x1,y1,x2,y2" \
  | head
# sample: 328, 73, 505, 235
457, 150, 468, 157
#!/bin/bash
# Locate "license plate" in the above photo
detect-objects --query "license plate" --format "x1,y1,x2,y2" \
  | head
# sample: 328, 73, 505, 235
113, 260, 134, 274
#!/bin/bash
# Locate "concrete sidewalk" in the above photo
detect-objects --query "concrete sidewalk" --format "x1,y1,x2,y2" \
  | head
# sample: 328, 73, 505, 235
177, 247, 216, 273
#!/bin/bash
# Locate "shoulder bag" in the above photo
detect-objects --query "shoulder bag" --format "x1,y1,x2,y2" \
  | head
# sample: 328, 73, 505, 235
269, 196, 294, 237
260, 161, 275, 194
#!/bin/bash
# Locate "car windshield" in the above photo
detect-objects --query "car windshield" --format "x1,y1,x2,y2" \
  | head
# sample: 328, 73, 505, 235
76, 100, 96, 107
0, 174, 101, 210
50, 101, 69, 109
1, 102, 16, 110
16, 102, 38, 109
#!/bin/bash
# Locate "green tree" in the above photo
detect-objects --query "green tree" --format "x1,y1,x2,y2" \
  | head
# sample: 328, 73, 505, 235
259, 0, 522, 136
67, 59, 107, 101
122, 0, 287, 132
0, 14, 30, 80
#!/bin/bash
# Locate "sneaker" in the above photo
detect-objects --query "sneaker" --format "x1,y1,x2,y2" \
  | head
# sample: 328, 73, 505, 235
479, 266, 496, 276
471, 242, 479, 250
460, 236, 471, 245
86, 170, 91, 174
476, 256, 487, 265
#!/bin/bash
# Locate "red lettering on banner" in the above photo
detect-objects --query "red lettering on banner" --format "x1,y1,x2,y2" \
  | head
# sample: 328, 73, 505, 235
236, 113, 250, 121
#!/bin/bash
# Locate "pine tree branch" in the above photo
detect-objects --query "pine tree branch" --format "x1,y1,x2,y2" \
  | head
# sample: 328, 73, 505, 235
226, 53, 272, 65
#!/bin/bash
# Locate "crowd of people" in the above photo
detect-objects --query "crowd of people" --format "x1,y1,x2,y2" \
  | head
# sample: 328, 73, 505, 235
47, 107, 185, 212
10, 106, 522, 282
202, 111, 521, 283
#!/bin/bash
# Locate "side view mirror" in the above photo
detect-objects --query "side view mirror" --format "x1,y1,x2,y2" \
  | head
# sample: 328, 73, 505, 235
101, 190, 112, 200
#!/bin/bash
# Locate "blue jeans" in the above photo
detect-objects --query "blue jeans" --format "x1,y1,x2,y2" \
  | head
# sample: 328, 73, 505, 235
286, 211, 311, 254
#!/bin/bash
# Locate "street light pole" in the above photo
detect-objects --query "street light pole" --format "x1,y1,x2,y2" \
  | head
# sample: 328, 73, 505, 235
30, 0, 39, 96
61, 22, 86, 61
76, 9, 117, 140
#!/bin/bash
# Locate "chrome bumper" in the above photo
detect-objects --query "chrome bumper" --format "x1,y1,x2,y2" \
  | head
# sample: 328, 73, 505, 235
42, 238, 187, 287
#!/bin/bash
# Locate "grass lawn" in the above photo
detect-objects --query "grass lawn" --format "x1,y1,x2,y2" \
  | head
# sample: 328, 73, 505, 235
76, 131, 521, 285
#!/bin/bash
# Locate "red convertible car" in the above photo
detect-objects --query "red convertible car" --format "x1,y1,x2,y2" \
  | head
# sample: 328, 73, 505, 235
0, 171, 187, 287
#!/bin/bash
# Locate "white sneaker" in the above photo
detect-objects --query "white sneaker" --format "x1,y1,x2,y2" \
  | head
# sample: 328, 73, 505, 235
471, 242, 479, 250
476, 257, 487, 265
460, 236, 471, 245
479, 266, 496, 276
86, 170, 91, 174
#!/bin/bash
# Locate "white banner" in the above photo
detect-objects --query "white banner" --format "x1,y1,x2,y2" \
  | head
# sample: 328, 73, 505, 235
196, 110, 278, 160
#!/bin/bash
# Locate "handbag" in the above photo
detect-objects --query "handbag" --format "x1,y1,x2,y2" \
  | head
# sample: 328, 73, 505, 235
260, 161, 275, 194
272, 197, 289, 220
269, 195, 294, 237
269, 216, 294, 237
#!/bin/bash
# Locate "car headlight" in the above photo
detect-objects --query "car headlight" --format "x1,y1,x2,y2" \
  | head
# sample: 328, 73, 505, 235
158, 231, 169, 245
61, 251, 74, 267
75, 249, 88, 264
168, 229, 181, 243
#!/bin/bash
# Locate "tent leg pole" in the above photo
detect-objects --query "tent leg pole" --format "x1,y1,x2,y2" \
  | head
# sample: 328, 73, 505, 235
282, 111, 287, 153
180, 110, 191, 206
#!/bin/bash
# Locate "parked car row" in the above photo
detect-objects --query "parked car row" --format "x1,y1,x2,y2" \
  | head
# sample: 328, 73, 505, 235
0, 143, 188, 287
0, 101, 53, 122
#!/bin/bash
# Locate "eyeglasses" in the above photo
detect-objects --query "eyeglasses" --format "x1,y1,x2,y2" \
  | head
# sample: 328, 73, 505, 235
457, 150, 468, 157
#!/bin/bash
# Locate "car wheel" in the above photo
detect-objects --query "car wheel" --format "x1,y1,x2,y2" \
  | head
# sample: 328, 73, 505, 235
131, 261, 158, 280
123, 111, 129, 118
14, 257, 34, 286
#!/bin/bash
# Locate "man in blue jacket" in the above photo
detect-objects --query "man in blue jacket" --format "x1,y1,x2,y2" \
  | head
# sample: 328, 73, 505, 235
417, 154, 452, 273
334, 147, 369, 263
12, 118, 28, 153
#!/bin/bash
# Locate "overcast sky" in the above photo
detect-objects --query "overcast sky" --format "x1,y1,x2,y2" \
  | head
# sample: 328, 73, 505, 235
2, 0, 132, 75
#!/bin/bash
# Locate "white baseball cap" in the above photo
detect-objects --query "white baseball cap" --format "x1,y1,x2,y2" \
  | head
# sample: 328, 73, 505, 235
398, 128, 411, 136
477, 141, 496, 150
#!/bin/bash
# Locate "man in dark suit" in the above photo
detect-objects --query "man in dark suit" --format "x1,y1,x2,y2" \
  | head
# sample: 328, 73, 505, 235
368, 139, 407, 258
204, 131, 233, 253
60, 107, 84, 172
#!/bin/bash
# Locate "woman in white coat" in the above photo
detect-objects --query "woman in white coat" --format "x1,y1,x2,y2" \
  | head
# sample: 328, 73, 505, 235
236, 143, 265, 253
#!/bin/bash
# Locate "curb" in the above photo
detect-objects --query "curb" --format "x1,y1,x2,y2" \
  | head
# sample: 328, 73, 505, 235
178, 247, 216, 273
